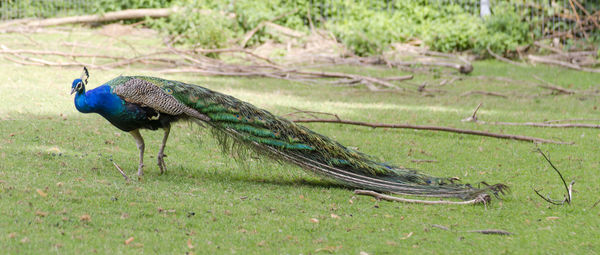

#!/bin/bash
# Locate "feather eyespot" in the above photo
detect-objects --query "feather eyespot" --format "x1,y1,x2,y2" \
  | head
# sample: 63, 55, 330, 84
164, 88, 173, 95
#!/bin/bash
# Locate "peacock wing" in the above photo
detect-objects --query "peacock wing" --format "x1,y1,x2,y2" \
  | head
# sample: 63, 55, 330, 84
112, 78, 210, 121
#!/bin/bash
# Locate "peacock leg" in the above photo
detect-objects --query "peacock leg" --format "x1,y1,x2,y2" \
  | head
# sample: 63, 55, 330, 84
157, 126, 170, 174
129, 129, 145, 177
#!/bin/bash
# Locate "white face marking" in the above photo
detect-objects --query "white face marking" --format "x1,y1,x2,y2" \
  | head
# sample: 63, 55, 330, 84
76, 81, 83, 91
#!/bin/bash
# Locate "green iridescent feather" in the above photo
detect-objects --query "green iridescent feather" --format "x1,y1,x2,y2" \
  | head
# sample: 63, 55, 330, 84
105, 75, 506, 200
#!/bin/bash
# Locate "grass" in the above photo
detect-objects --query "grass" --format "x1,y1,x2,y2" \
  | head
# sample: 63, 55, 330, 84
1, 28, 600, 254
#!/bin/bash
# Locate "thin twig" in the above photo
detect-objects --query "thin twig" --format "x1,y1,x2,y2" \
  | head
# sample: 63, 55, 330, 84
533, 149, 572, 205
461, 90, 508, 98
354, 190, 489, 205
111, 160, 131, 182
591, 199, 600, 209
466, 229, 513, 235
431, 224, 450, 231
430, 224, 513, 235
410, 159, 439, 163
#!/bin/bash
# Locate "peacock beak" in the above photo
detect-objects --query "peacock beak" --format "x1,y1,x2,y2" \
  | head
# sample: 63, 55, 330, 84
70, 87, 77, 95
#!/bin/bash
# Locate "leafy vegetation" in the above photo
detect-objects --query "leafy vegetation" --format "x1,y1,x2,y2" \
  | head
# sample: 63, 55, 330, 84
148, 5, 238, 49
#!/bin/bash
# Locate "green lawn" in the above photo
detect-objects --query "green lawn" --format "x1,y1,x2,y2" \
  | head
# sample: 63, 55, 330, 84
1, 28, 599, 254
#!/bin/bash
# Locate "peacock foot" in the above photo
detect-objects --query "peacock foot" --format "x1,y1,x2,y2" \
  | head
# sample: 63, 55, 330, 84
137, 163, 144, 178
157, 154, 167, 174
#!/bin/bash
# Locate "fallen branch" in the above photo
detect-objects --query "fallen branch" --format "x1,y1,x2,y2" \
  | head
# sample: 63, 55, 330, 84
463, 104, 600, 129
528, 54, 582, 70
533, 75, 576, 95
487, 46, 528, 67
289, 70, 402, 90
240, 8, 299, 47
461, 90, 508, 98
528, 54, 600, 73
354, 190, 489, 205
291, 118, 572, 144
544, 118, 600, 123
533, 41, 567, 56
476, 121, 600, 129
1, 41, 406, 91
13, 8, 176, 28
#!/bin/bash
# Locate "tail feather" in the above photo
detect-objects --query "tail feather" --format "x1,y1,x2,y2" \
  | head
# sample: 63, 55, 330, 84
139, 76, 506, 200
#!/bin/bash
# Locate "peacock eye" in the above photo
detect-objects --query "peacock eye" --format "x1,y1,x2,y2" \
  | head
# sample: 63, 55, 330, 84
76, 82, 82, 89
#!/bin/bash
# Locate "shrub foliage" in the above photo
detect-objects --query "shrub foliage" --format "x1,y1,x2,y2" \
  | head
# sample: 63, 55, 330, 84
2, 0, 597, 56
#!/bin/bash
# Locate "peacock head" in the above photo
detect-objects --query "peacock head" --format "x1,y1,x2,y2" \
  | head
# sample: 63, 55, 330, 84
71, 67, 89, 95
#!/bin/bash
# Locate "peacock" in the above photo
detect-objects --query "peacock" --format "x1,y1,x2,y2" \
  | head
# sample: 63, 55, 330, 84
71, 67, 506, 201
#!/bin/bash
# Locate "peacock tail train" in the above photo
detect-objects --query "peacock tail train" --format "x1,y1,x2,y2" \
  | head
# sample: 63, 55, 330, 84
106, 75, 506, 200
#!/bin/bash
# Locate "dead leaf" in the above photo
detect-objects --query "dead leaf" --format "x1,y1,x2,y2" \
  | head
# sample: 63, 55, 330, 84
224, 210, 231, 216
187, 239, 194, 249
125, 237, 134, 245
546, 216, 559, 221
56, 182, 63, 187
360, 252, 370, 255
36, 189, 47, 197
310, 218, 319, 223
158, 208, 176, 214
400, 232, 413, 240
8, 232, 16, 238
35, 210, 48, 217
330, 214, 340, 219
121, 213, 130, 219
315, 245, 342, 253
257, 240, 266, 246
79, 214, 91, 222
20, 237, 29, 243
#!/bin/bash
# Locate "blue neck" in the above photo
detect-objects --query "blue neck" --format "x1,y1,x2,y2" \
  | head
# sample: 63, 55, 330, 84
74, 90, 93, 113
73, 85, 127, 116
